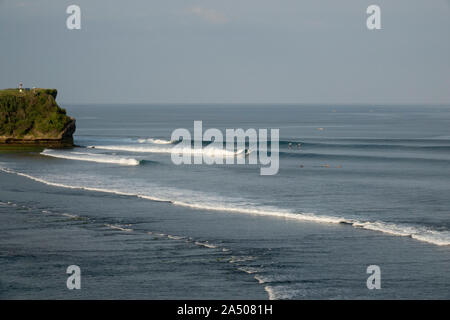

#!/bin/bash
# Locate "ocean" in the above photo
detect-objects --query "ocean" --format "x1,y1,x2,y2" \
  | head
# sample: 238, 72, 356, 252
1, 104, 449, 299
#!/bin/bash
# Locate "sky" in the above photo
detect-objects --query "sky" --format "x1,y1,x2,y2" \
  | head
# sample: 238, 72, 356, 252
0, 0, 449, 104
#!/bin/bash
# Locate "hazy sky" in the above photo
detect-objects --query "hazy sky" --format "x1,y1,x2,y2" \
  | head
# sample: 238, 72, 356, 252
1, 0, 449, 104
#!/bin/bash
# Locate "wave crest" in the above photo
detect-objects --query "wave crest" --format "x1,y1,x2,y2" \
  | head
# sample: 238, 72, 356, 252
89, 145, 247, 157
1, 167, 449, 247
137, 138, 175, 144
41, 149, 140, 166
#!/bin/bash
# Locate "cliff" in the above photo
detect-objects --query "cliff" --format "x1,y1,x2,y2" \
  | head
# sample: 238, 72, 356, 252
0, 88, 75, 147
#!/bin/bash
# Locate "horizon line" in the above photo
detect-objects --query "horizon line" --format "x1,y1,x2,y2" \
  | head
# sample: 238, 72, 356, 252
59, 101, 450, 107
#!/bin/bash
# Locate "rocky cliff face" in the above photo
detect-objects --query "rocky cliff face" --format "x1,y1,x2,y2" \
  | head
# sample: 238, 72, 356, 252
0, 88, 76, 147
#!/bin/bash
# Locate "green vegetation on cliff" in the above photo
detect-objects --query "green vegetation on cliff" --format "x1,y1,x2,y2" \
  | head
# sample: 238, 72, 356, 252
0, 88, 75, 142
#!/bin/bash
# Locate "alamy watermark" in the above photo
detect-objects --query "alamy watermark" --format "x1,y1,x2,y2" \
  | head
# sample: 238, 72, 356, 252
66, 5, 81, 30
366, 265, 381, 290
367, 5, 381, 30
171, 121, 279, 176
66, 265, 81, 290
66, 4, 381, 31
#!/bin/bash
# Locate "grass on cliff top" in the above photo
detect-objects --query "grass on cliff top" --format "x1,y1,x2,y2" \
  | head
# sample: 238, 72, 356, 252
0, 88, 71, 138
0, 88, 57, 98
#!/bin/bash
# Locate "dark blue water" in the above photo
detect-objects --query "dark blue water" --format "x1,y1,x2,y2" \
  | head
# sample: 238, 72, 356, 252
1, 104, 450, 299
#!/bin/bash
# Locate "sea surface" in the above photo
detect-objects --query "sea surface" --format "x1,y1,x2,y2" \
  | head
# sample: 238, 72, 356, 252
1, 104, 450, 299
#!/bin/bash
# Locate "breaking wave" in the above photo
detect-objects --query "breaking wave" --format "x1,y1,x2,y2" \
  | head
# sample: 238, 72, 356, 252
1, 167, 449, 247
137, 138, 175, 144
88, 145, 248, 157
41, 149, 141, 166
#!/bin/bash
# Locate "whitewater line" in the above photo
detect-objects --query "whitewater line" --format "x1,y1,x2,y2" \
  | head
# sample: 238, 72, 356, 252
41, 149, 140, 166
0, 167, 449, 247
88, 145, 247, 157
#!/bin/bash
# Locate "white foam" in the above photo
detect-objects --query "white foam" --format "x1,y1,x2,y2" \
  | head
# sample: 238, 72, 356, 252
167, 235, 185, 240
105, 224, 133, 232
254, 274, 293, 285
89, 145, 246, 157
237, 267, 260, 274
411, 232, 450, 246
194, 241, 218, 249
1, 167, 449, 247
61, 213, 79, 219
148, 231, 187, 241
264, 286, 277, 300
149, 232, 168, 237
41, 149, 140, 166
353, 221, 450, 246
171, 201, 346, 225
264, 285, 298, 300
254, 275, 268, 284
137, 138, 174, 144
